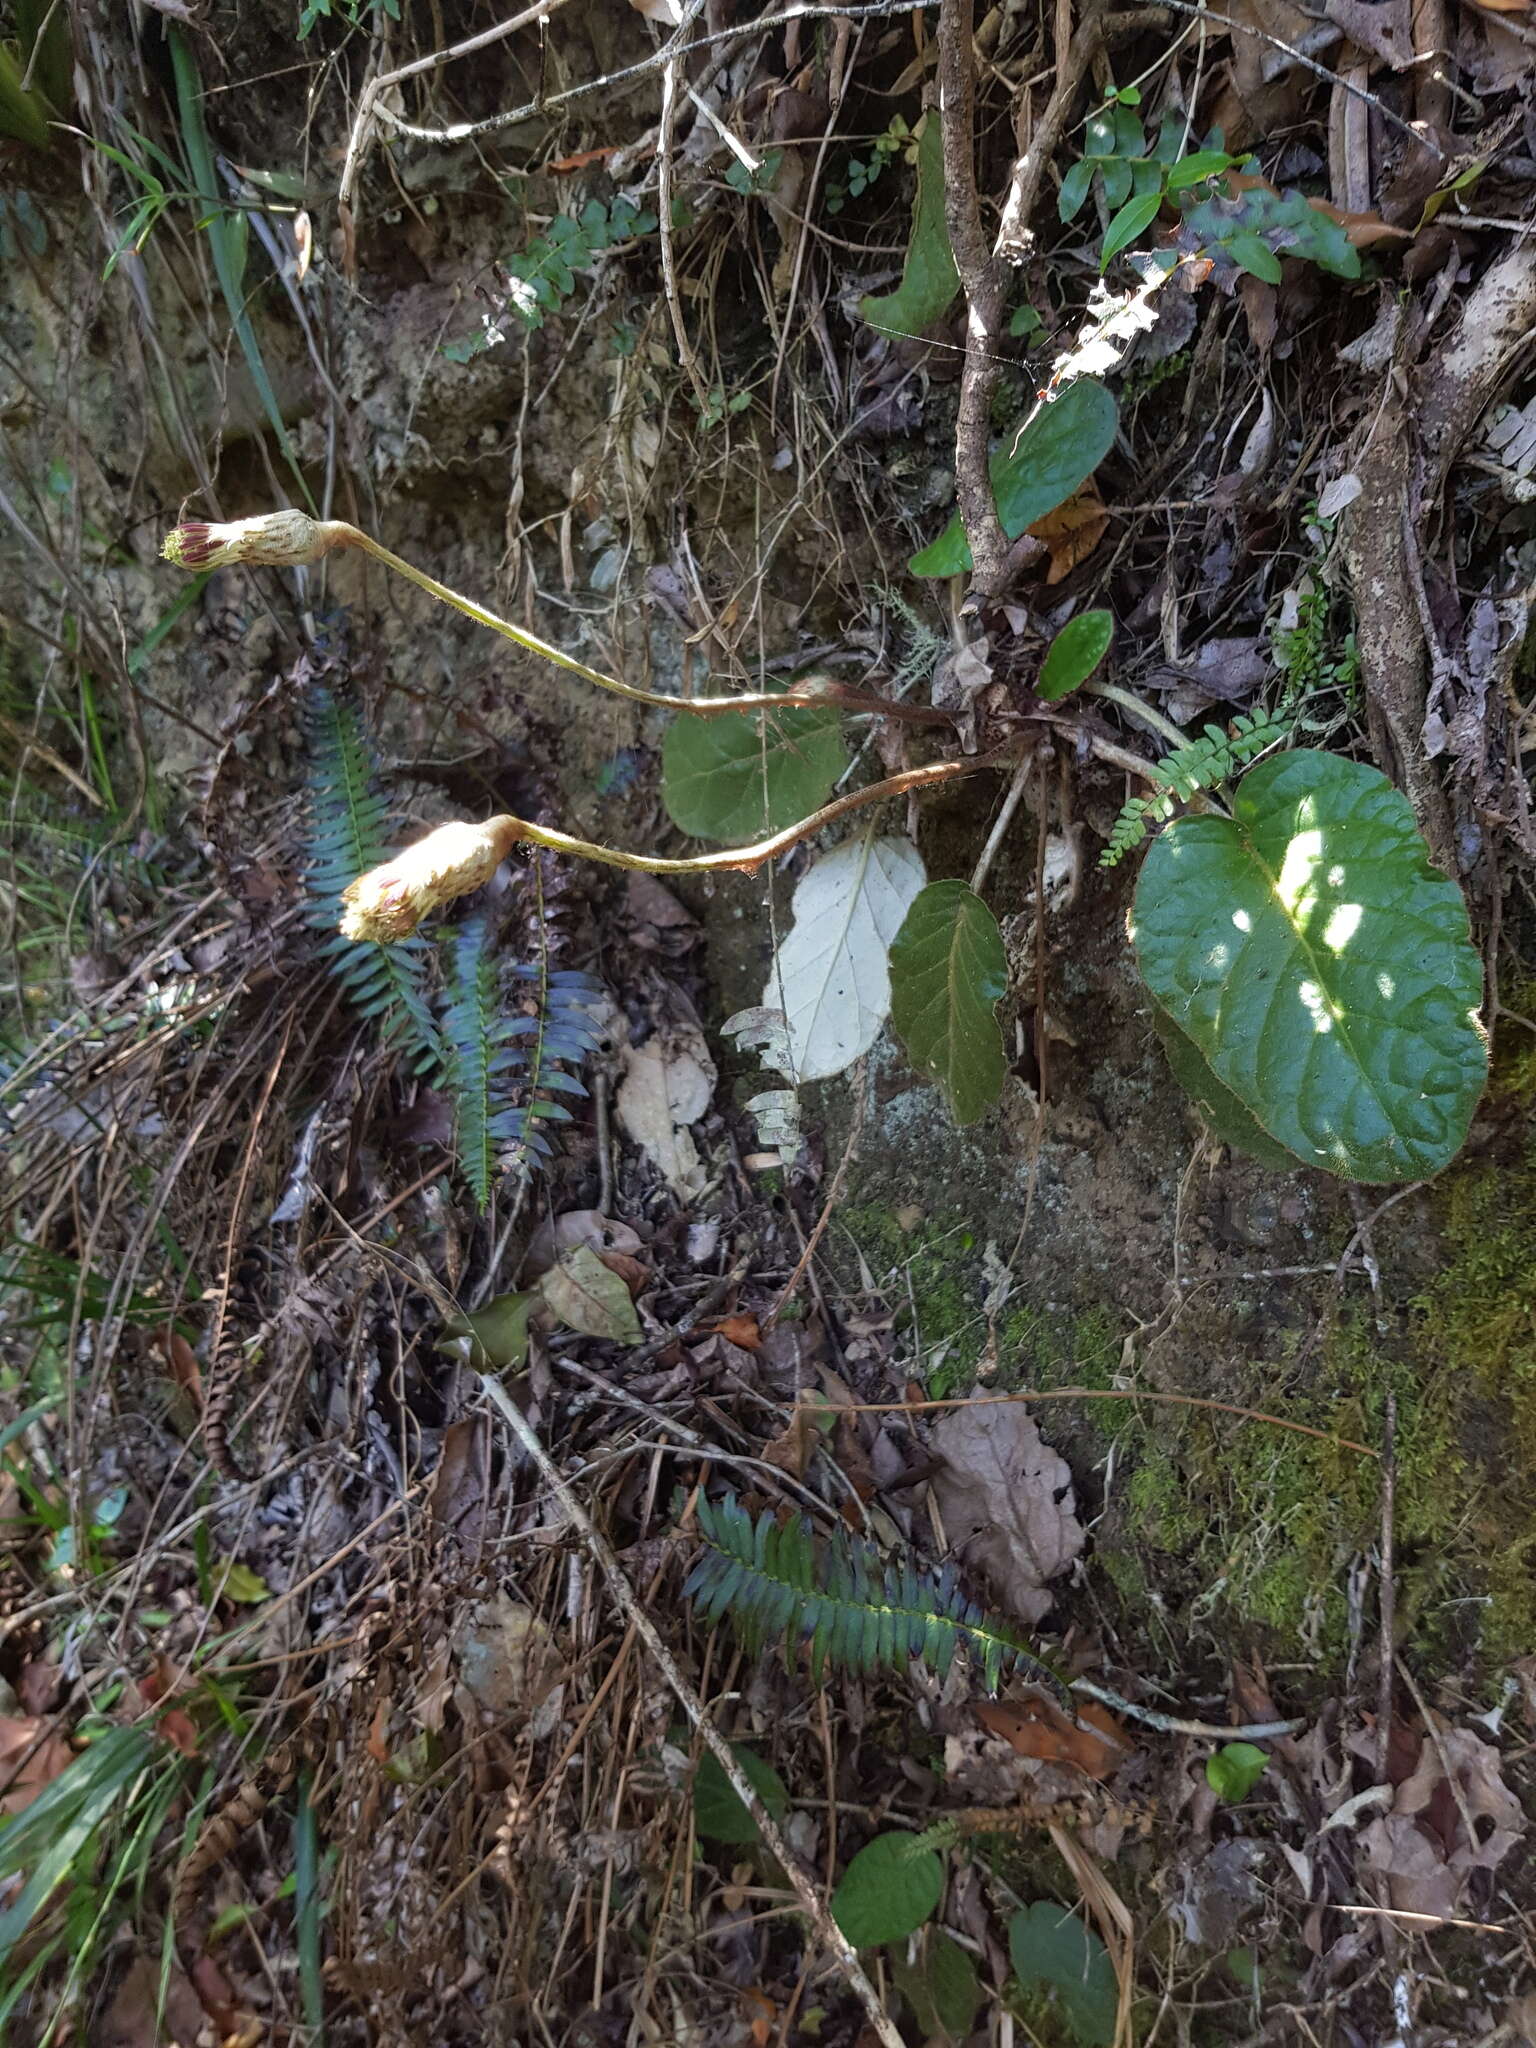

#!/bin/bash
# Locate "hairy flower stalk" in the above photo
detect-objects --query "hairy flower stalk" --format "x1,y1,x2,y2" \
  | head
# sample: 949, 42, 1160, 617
159, 512, 951, 725
339, 757, 996, 942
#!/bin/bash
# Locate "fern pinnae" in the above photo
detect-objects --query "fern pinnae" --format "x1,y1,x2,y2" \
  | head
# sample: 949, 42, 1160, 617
1099, 707, 1290, 868
684, 1493, 1066, 1700
304, 687, 440, 1068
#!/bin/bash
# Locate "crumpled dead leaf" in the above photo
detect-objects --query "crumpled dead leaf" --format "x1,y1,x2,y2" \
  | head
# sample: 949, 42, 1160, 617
99, 1955, 206, 2048
977, 1693, 1132, 1781
539, 1243, 643, 1344
762, 1390, 839, 1480
454, 1590, 563, 1736
1359, 1725, 1526, 1919
928, 1394, 1085, 1625
0, 1714, 72, 1814
616, 1020, 717, 1197
1029, 482, 1110, 585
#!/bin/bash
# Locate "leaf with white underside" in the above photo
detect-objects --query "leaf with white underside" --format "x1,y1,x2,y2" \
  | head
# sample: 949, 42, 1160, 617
1131, 750, 1487, 1183
766, 833, 926, 1082
889, 881, 1008, 1123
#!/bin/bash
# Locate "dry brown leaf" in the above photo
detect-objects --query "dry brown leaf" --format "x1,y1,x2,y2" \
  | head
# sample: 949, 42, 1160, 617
540, 1243, 644, 1344
99, 1956, 205, 2048
158, 1326, 203, 1408
616, 1025, 715, 1196
762, 1391, 837, 1479
0, 1714, 72, 1814
1028, 482, 1109, 585
977, 1694, 1132, 1781
523, 1210, 644, 1281
1360, 1726, 1526, 1919
928, 1395, 1085, 1625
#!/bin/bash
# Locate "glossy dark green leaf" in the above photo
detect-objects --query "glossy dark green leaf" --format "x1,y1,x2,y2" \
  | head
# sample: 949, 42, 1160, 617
889, 881, 1008, 1124
662, 703, 847, 844
1101, 190, 1163, 267
1132, 750, 1487, 1183
1009, 1903, 1116, 2047
692, 1743, 789, 1845
1038, 610, 1114, 700
910, 381, 1119, 578
1059, 157, 1097, 223
859, 113, 960, 337
832, 1833, 943, 1948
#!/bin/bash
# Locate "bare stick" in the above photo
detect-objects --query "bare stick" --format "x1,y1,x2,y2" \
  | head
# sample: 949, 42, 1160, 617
477, 1373, 906, 2048
1068, 1676, 1304, 1740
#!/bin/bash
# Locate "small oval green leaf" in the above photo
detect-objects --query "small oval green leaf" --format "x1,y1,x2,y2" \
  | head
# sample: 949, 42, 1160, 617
889, 881, 1008, 1124
1206, 1741, 1269, 1803
692, 1742, 789, 1845
1100, 190, 1163, 268
910, 381, 1119, 578
1131, 750, 1487, 1183
1038, 610, 1114, 701
662, 703, 847, 844
832, 1832, 943, 1948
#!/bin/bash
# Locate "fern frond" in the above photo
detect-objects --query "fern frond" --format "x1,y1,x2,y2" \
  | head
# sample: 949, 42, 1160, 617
439, 914, 600, 1205
304, 689, 440, 1068
1098, 708, 1290, 869
683, 1493, 1067, 1699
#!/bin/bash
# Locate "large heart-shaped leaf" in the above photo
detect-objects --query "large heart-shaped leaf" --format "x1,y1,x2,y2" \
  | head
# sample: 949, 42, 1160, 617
1131, 751, 1486, 1183
910, 381, 1119, 578
766, 832, 926, 1082
859, 113, 960, 337
662, 703, 847, 844
1150, 1004, 1305, 1172
889, 881, 1008, 1123
1008, 1903, 1116, 2046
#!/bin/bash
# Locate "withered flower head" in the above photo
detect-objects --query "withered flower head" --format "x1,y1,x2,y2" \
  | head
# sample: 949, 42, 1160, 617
339, 817, 523, 944
161, 510, 344, 571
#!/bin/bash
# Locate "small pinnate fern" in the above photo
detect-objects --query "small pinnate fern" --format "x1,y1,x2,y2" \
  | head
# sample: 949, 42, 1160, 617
443, 911, 599, 1207
1099, 707, 1290, 868
305, 686, 599, 1205
305, 689, 441, 1066
684, 1493, 1065, 1697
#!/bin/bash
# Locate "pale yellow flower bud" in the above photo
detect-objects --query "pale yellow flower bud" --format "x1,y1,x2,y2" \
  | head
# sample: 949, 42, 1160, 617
339, 816, 524, 943
160, 510, 346, 570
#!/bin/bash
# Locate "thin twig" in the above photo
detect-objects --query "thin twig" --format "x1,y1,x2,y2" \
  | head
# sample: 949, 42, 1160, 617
969, 753, 1033, 893
1375, 1391, 1397, 1783
1068, 1676, 1304, 1740
477, 1374, 906, 2048
658, 0, 712, 413
837, 1387, 1380, 1457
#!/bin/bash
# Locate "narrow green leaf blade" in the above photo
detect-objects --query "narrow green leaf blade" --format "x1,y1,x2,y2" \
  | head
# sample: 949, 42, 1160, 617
1131, 750, 1487, 1182
910, 381, 1119, 578
859, 113, 960, 336
1038, 610, 1114, 701
1100, 190, 1162, 267
889, 881, 1008, 1124
662, 704, 847, 844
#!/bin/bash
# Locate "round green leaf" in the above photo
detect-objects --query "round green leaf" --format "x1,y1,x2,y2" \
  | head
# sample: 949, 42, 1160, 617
1150, 1003, 1305, 1172
910, 381, 1119, 578
692, 1742, 789, 1845
891, 1928, 983, 2041
832, 1832, 943, 1948
1131, 750, 1486, 1183
889, 881, 1008, 1124
1206, 1741, 1270, 1803
1009, 1903, 1116, 2047
1038, 610, 1114, 701
662, 704, 847, 845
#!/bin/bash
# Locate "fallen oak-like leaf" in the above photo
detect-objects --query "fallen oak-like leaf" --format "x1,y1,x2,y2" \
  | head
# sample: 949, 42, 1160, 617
928, 1393, 1085, 1626
0, 1714, 72, 1814
977, 1694, 1132, 1781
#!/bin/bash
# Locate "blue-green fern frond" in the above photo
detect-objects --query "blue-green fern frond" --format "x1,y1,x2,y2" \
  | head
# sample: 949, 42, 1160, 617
304, 688, 440, 1069
440, 915, 599, 1206
683, 1493, 1067, 1699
